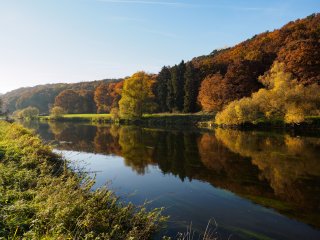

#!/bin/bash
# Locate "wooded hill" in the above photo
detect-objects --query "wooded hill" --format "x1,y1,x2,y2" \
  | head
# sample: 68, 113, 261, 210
2, 79, 121, 114
2, 13, 319, 116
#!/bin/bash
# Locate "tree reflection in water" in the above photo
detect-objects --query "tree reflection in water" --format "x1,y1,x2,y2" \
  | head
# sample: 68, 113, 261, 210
27, 121, 320, 229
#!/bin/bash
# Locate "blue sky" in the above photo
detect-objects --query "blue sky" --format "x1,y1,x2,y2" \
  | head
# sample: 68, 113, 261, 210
0, 0, 319, 93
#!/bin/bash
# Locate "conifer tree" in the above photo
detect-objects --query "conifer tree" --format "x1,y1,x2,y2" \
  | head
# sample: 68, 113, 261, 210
183, 63, 199, 113
167, 66, 177, 112
155, 66, 171, 112
172, 61, 186, 111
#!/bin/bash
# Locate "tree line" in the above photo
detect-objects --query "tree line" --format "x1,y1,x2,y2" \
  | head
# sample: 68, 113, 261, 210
3, 13, 320, 123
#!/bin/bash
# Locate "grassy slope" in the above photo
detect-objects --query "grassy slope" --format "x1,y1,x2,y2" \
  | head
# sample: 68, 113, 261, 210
0, 121, 165, 239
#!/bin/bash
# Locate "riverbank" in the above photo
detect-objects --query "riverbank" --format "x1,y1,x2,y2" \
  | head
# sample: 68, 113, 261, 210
0, 121, 166, 239
39, 113, 214, 127
213, 116, 320, 131
38, 113, 320, 130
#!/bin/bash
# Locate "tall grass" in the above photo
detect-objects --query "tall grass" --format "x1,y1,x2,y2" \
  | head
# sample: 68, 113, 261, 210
175, 219, 221, 240
0, 121, 166, 239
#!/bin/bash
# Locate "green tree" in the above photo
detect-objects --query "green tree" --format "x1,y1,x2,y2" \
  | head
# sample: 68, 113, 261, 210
16, 106, 40, 120
155, 66, 171, 112
119, 72, 157, 119
166, 66, 176, 112
183, 63, 199, 113
173, 61, 186, 111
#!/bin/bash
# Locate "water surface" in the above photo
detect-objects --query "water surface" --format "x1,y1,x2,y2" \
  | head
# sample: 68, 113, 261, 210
22, 121, 320, 240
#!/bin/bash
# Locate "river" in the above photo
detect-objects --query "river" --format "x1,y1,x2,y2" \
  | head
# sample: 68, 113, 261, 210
21, 121, 320, 240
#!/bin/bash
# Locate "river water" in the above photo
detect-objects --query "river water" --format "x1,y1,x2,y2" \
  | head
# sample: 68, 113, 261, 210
21, 121, 320, 240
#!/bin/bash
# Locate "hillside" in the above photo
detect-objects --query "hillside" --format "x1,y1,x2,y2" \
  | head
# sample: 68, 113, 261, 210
154, 13, 319, 114
2, 79, 121, 114
1, 13, 319, 116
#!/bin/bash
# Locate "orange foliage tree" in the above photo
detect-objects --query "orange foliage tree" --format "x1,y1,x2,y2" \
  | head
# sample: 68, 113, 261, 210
198, 73, 230, 112
94, 81, 123, 113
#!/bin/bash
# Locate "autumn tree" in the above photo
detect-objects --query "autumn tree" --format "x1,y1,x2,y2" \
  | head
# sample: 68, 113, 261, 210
215, 63, 320, 125
183, 63, 199, 113
50, 106, 65, 119
94, 83, 113, 113
155, 66, 171, 112
119, 72, 157, 118
94, 81, 123, 113
198, 73, 231, 112
223, 60, 264, 100
277, 39, 320, 85
54, 90, 83, 114
113, 81, 124, 107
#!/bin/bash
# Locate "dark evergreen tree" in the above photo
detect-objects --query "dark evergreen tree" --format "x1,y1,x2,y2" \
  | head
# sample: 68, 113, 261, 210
173, 61, 186, 111
183, 63, 199, 112
155, 66, 171, 112
167, 65, 177, 112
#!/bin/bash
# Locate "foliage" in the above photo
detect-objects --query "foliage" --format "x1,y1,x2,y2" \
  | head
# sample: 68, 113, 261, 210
94, 81, 123, 113
166, 66, 176, 112
155, 66, 171, 112
0, 121, 166, 239
198, 73, 230, 112
2, 14, 320, 116
215, 63, 320, 125
183, 63, 200, 113
54, 89, 96, 114
110, 107, 120, 121
119, 72, 157, 119
12, 106, 40, 120
173, 61, 186, 112
2, 79, 120, 114
49, 106, 65, 119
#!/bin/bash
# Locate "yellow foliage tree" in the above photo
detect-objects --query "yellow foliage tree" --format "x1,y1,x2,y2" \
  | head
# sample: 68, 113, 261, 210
119, 72, 157, 119
215, 62, 320, 125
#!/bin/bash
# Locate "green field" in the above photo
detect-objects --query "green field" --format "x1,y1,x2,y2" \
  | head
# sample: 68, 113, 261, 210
40, 112, 214, 127
40, 113, 112, 122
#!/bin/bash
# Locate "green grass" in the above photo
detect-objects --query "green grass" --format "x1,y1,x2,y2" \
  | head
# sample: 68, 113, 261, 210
0, 121, 166, 239
40, 113, 112, 123
62, 113, 111, 118
39, 112, 214, 127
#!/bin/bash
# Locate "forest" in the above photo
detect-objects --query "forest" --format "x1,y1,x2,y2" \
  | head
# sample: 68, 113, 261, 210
2, 13, 320, 125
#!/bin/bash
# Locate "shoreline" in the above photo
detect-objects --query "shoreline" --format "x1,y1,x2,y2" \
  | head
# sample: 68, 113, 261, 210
37, 113, 320, 131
